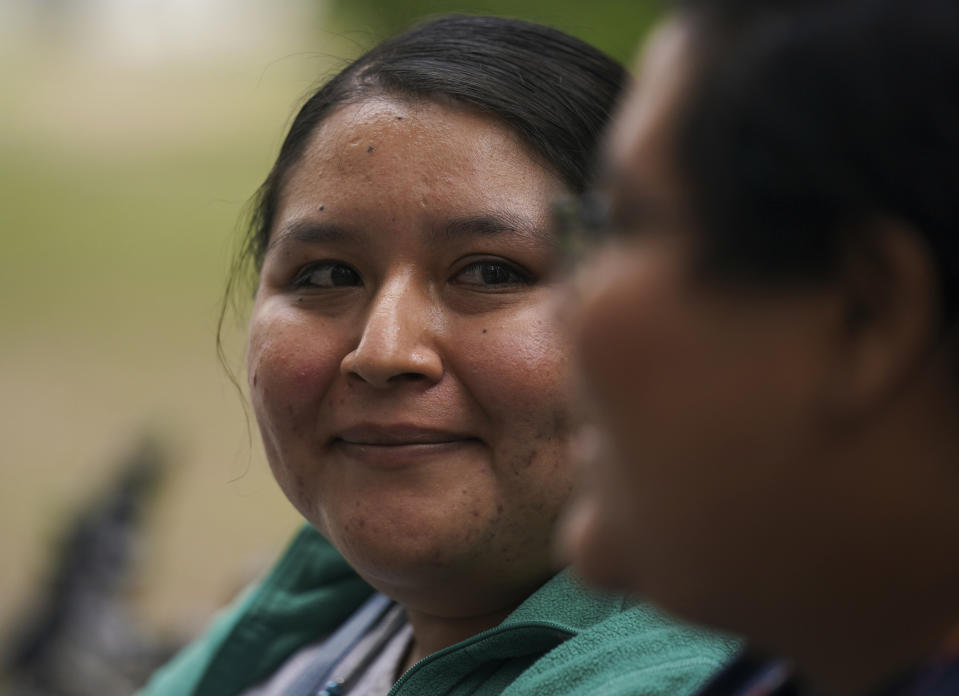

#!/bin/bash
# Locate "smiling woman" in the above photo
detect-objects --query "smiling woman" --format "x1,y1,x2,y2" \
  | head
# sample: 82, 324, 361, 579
250, 98, 571, 625
138, 13, 734, 696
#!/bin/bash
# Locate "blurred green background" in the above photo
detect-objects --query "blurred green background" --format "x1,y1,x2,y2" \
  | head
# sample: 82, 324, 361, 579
0, 0, 657, 688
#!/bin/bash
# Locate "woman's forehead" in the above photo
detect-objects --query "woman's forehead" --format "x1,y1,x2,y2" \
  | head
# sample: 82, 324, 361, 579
261, 98, 570, 256
303, 96, 517, 158
271, 97, 564, 232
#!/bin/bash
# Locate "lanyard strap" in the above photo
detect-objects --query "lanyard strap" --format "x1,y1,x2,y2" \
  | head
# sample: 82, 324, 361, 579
285, 592, 395, 696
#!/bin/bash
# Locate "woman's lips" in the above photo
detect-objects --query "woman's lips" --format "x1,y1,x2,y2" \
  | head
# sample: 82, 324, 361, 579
331, 424, 481, 467
334, 424, 474, 446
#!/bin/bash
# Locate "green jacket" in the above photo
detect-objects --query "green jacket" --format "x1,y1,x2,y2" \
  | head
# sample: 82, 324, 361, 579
140, 525, 736, 695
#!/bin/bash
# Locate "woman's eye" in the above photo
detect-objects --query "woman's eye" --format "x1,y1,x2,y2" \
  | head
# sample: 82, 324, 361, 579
292, 262, 361, 289
454, 261, 531, 287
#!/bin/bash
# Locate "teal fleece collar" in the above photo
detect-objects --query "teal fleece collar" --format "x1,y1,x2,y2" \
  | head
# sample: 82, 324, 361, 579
204, 525, 628, 693
142, 524, 738, 696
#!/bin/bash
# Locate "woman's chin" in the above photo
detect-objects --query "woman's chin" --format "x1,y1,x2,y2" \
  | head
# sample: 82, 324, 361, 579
326, 515, 482, 581
327, 519, 546, 614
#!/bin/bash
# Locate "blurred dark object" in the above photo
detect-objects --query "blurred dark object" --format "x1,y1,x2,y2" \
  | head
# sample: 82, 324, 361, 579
3, 435, 181, 696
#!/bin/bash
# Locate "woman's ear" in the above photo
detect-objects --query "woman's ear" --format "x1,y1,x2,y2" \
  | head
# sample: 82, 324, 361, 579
826, 219, 941, 422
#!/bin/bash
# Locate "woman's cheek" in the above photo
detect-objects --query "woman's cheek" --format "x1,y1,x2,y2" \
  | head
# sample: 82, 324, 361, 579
247, 309, 343, 449
465, 308, 569, 423
453, 304, 573, 515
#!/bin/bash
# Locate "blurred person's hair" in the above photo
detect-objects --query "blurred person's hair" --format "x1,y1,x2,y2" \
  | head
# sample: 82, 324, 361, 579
242, 13, 627, 277
672, 0, 959, 323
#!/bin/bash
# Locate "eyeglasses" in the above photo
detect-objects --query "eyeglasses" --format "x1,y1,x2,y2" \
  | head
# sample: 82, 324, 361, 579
552, 191, 615, 270
554, 188, 687, 270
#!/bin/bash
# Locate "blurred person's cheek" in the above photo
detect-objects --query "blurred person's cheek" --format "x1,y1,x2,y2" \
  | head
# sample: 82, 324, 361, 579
558, 235, 688, 596
556, 422, 644, 592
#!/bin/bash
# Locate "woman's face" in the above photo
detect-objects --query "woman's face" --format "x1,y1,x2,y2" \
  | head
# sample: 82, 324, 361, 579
248, 97, 573, 617
564, 22, 846, 629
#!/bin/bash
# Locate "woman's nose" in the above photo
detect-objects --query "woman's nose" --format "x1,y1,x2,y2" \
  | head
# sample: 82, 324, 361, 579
339, 278, 444, 388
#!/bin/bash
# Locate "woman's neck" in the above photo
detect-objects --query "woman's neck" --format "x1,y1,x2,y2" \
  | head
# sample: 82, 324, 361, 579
400, 605, 514, 673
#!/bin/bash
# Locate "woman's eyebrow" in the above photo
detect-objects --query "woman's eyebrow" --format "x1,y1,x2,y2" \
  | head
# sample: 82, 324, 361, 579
267, 220, 357, 251
269, 214, 551, 251
437, 213, 552, 244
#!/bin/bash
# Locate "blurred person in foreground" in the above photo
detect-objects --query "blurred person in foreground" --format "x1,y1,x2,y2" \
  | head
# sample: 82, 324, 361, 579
139, 14, 735, 696
562, 0, 959, 694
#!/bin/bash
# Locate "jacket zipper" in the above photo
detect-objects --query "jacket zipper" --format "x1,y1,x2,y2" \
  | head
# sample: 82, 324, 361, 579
386, 620, 576, 696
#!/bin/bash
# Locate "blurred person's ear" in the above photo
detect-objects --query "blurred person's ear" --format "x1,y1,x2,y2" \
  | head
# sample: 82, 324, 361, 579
826, 219, 941, 421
